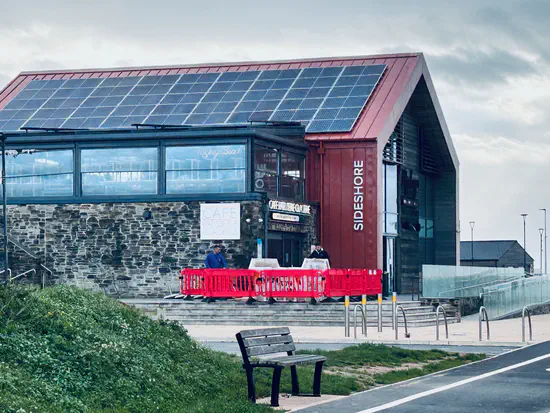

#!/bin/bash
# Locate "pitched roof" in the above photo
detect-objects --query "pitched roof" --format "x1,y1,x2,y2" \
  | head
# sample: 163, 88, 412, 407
460, 240, 533, 262
0, 53, 457, 168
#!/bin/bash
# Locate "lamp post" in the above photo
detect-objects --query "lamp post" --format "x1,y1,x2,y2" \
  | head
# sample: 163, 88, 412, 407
469, 221, 475, 267
540, 209, 547, 274
539, 228, 544, 275
521, 214, 528, 273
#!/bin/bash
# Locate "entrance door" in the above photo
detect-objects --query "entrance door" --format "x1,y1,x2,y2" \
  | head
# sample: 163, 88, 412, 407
383, 237, 396, 294
268, 233, 303, 267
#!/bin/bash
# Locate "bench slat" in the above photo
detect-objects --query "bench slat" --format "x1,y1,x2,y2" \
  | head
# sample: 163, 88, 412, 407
239, 327, 290, 339
258, 354, 327, 366
247, 343, 296, 357
243, 335, 293, 348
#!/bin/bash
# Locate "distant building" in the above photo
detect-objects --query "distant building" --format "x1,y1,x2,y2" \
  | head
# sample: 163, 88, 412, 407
460, 241, 534, 272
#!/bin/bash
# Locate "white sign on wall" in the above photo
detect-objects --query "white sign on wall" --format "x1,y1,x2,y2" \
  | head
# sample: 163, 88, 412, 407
200, 203, 241, 240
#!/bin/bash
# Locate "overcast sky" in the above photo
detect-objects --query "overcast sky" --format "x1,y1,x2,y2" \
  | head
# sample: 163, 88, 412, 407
1, 0, 549, 268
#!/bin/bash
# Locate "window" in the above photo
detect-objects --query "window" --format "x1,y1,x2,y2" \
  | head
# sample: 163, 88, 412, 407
4, 149, 73, 197
166, 144, 245, 194
254, 146, 278, 197
280, 151, 305, 200
81, 147, 158, 195
254, 145, 305, 201
383, 163, 398, 234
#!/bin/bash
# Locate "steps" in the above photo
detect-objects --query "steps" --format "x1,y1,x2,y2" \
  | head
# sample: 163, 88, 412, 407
123, 299, 459, 327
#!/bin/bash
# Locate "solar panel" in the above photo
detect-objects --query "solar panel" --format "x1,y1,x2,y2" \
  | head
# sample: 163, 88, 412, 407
0, 64, 386, 134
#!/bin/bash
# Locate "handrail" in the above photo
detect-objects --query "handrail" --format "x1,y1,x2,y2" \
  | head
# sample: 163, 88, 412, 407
353, 304, 367, 339
522, 306, 533, 343
395, 305, 410, 340
9, 268, 36, 282
40, 264, 53, 289
435, 305, 449, 341
0, 268, 12, 279
479, 306, 490, 341
438, 275, 525, 297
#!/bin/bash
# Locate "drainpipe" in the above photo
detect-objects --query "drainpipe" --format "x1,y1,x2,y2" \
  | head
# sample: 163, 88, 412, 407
1, 134, 8, 283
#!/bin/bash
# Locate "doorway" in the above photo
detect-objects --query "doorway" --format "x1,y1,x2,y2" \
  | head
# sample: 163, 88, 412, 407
267, 232, 304, 267
383, 236, 397, 294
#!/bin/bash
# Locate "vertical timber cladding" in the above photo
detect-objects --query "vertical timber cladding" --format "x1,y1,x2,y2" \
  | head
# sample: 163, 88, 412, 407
321, 141, 378, 269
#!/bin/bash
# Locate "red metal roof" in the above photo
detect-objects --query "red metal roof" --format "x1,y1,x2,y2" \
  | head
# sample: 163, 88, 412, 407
0, 53, 425, 143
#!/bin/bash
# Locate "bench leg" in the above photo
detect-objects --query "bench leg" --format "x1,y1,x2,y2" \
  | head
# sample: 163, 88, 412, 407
245, 366, 256, 403
271, 367, 283, 407
290, 365, 300, 395
313, 361, 325, 396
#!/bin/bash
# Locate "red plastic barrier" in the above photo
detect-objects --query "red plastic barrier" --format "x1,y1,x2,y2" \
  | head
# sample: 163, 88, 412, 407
206, 269, 260, 298
323, 268, 382, 297
260, 269, 325, 299
179, 268, 207, 296
179, 267, 381, 299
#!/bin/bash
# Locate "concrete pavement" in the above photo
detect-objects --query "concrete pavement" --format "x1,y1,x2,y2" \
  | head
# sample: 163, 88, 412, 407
184, 313, 550, 347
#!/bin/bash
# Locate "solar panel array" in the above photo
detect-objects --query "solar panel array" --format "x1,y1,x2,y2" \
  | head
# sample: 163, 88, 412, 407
0, 64, 386, 134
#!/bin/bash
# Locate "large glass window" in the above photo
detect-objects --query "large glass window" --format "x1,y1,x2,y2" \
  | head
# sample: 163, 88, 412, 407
383, 163, 398, 234
254, 146, 278, 197
280, 151, 305, 200
166, 144, 245, 194
81, 147, 158, 195
254, 145, 305, 201
4, 149, 73, 197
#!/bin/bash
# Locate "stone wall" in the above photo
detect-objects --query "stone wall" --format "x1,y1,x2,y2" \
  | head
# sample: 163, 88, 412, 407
6, 201, 268, 297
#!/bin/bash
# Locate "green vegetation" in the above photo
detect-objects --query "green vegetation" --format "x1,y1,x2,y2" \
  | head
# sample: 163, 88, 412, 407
0, 285, 485, 412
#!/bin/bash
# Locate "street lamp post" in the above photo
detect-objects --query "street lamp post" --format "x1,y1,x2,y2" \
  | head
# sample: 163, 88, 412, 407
521, 214, 528, 273
469, 221, 475, 267
539, 228, 544, 275
540, 209, 547, 275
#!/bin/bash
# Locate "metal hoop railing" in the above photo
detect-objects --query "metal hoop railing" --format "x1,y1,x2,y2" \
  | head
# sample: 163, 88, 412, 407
479, 306, 490, 341
522, 306, 533, 343
353, 305, 367, 339
395, 305, 410, 340
435, 305, 449, 341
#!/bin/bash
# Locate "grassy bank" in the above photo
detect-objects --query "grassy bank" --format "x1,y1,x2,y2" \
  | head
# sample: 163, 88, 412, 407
0, 285, 484, 412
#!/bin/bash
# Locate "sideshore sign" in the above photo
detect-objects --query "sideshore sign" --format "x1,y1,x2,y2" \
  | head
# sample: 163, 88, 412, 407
353, 160, 364, 231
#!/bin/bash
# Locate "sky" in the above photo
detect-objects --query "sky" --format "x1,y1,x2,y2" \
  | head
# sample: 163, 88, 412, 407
1, 0, 549, 268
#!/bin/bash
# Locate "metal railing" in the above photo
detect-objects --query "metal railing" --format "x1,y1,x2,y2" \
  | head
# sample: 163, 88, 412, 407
9, 268, 36, 282
395, 305, 410, 340
438, 274, 525, 298
435, 305, 449, 341
40, 264, 53, 289
479, 306, 490, 341
0, 268, 12, 280
522, 306, 533, 343
353, 304, 367, 339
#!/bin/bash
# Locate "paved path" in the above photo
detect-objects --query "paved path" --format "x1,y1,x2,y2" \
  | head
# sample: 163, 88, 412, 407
297, 341, 550, 413
185, 313, 550, 346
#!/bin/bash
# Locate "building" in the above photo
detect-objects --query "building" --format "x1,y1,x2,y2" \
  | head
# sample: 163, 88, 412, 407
0, 53, 459, 296
461, 241, 534, 273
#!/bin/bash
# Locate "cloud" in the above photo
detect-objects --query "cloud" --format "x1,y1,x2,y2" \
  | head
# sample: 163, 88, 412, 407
455, 134, 550, 165
428, 49, 538, 86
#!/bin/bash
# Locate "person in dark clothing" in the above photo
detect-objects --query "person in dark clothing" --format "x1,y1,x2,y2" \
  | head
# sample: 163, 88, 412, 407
309, 242, 330, 263
205, 245, 227, 269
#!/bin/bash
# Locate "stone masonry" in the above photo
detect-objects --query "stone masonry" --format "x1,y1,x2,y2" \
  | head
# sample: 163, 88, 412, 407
6, 201, 267, 297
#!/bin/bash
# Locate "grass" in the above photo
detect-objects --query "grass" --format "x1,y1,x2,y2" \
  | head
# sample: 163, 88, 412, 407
0, 285, 485, 412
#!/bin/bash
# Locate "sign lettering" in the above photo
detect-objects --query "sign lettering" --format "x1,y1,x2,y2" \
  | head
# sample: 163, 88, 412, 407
353, 160, 364, 231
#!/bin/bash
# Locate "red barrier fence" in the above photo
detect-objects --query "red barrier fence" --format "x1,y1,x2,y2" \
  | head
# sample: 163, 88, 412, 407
179, 268, 381, 299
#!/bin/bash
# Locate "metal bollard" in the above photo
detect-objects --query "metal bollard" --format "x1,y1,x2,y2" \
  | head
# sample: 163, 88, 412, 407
344, 295, 350, 337
362, 294, 367, 333
377, 293, 383, 332
392, 292, 397, 330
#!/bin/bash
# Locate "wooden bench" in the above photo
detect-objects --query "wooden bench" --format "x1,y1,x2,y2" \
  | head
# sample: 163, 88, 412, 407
236, 327, 327, 407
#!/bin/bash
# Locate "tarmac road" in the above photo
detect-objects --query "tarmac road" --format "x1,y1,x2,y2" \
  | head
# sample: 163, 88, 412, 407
299, 341, 550, 413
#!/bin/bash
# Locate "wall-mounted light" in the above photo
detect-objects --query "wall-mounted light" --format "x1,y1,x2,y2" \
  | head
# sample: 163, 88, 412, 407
245, 218, 251, 223
143, 210, 152, 220
259, 218, 264, 223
